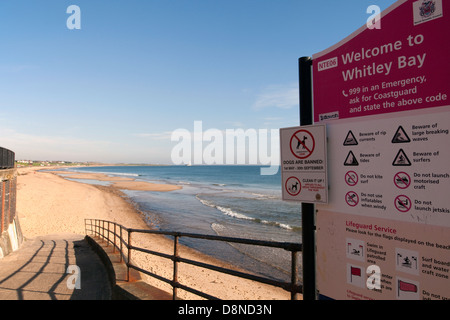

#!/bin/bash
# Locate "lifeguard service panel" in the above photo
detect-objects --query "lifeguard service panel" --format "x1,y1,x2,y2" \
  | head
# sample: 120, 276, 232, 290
312, 0, 449, 300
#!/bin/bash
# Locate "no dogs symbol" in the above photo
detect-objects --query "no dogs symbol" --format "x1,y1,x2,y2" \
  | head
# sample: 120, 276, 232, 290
285, 177, 301, 196
290, 130, 315, 159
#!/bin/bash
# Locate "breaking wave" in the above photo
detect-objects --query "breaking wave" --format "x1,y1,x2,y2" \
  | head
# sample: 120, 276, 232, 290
197, 196, 296, 231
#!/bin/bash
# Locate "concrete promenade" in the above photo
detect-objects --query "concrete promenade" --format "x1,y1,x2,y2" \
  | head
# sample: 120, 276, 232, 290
0, 234, 112, 300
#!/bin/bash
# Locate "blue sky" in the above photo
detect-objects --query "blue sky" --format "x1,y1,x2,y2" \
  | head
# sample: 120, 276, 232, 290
0, 0, 395, 164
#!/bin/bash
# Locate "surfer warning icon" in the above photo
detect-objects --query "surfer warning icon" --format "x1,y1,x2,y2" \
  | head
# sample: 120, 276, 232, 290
392, 126, 411, 143
344, 151, 359, 166
393, 149, 411, 166
343, 130, 358, 146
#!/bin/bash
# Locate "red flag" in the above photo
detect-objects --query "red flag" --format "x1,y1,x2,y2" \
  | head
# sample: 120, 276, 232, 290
351, 266, 361, 276
398, 280, 417, 293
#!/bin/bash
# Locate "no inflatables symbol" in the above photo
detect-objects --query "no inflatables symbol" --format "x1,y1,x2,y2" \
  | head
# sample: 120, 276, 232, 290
346, 191, 359, 207
290, 130, 315, 159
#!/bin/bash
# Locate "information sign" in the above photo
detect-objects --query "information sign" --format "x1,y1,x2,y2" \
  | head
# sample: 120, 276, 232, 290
280, 125, 328, 203
313, 0, 450, 300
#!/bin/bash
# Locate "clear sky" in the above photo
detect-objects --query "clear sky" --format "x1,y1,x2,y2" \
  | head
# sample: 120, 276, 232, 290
0, 0, 396, 164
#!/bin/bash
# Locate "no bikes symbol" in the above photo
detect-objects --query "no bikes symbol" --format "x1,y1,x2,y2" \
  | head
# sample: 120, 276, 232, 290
290, 130, 315, 159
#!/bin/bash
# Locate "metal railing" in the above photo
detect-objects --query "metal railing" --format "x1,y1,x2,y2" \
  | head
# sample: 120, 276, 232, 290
85, 219, 302, 300
0, 147, 15, 169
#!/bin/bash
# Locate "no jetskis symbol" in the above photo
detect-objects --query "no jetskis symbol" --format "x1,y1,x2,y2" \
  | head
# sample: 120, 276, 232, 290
395, 195, 411, 212
290, 130, 315, 159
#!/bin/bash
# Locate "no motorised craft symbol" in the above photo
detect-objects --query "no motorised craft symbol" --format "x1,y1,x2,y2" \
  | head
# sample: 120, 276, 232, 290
290, 129, 315, 159
394, 172, 411, 189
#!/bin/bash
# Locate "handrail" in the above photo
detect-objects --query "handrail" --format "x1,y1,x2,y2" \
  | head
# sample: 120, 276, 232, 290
0, 147, 15, 169
85, 218, 302, 300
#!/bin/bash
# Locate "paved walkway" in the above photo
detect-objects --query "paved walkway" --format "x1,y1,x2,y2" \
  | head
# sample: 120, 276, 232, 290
0, 234, 112, 300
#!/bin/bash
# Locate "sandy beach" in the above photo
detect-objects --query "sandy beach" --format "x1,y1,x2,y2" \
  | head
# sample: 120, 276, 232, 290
16, 166, 292, 300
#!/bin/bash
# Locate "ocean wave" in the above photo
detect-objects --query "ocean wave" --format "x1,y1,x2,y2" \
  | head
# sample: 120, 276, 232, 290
101, 171, 140, 177
217, 205, 254, 221
248, 192, 279, 200
197, 196, 297, 231
74, 169, 140, 177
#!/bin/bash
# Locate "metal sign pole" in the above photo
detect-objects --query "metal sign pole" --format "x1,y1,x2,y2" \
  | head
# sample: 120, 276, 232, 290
298, 56, 317, 300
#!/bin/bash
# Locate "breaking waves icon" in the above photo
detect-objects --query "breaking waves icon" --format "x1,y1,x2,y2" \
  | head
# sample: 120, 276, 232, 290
392, 126, 411, 144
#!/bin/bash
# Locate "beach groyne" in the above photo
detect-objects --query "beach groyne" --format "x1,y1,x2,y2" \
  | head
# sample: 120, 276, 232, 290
0, 147, 23, 258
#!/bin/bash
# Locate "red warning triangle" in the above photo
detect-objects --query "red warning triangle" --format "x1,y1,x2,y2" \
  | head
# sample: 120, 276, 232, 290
392, 126, 410, 143
392, 149, 411, 166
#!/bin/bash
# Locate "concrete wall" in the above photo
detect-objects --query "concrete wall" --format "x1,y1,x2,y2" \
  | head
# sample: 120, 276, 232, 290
0, 169, 23, 258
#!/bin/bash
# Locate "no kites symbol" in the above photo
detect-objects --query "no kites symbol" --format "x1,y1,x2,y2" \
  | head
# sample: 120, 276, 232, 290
290, 130, 315, 159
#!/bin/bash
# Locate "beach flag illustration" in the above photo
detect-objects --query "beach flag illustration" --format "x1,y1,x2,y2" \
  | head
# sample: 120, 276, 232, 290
398, 279, 418, 296
350, 266, 361, 282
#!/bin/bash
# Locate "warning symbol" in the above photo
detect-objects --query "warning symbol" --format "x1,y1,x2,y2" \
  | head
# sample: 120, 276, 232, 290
345, 171, 358, 186
343, 130, 358, 146
345, 191, 359, 207
394, 172, 411, 189
395, 195, 411, 212
393, 149, 411, 166
344, 151, 359, 166
392, 126, 411, 143
289, 130, 315, 159
285, 176, 301, 196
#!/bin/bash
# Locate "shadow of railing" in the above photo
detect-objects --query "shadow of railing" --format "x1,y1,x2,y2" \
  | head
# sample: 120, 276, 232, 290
0, 236, 112, 300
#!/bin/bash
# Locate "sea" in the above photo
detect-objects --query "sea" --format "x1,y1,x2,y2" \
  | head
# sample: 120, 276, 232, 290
63, 165, 302, 282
